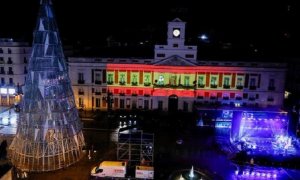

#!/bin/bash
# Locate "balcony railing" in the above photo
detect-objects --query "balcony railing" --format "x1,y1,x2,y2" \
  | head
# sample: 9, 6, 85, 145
249, 97, 255, 101
95, 92, 101, 95
144, 82, 151, 86
223, 84, 230, 89
235, 97, 242, 100
210, 84, 217, 88
78, 91, 84, 95
7, 71, 14, 75
107, 81, 114, 85
78, 80, 85, 84
131, 82, 138, 86
210, 96, 217, 100
236, 85, 243, 89
154, 84, 195, 89
119, 81, 126, 85
267, 98, 274, 102
268, 86, 275, 91
223, 97, 229, 100
198, 84, 205, 88
95, 80, 102, 85
249, 86, 256, 90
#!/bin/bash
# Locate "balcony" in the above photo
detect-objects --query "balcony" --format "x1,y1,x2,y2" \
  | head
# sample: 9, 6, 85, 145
119, 81, 126, 85
210, 84, 217, 88
249, 86, 256, 90
95, 80, 102, 85
7, 60, 13, 64
0, 70, 4, 74
223, 84, 230, 89
249, 97, 255, 101
154, 84, 166, 88
235, 97, 242, 100
236, 85, 243, 90
144, 82, 151, 86
268, 86, 275, 91
95, 92, 101, 95
78, 80, 85, 84
182, 85, 195, 89
198, 84, 205, 88
223, 97, 229, 100
78, 91, 84, 95
267, 97, 274, 102
7, 71, 14, 75
131, 82, 138, 86
197, 96, 204, 99
210, 96, 217, 100
107, 81, 114, 85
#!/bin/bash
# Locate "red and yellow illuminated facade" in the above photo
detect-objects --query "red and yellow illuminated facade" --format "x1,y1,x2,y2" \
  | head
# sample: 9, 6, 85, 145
68, 18, 286, 112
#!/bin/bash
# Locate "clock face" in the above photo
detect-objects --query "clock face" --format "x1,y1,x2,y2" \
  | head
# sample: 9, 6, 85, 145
173, 29, 180, 37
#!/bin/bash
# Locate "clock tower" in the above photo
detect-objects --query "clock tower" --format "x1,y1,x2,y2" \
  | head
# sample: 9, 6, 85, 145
154, 18, 197, 63
167, 18, 185, 46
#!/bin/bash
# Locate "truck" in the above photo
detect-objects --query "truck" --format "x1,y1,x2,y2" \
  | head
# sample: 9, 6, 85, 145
135, 165, 154, 179
90, 161, 127, 178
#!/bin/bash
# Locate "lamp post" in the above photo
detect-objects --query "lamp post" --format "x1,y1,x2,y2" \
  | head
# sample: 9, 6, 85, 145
105, 89, 114, 120
106, 89, 113, 111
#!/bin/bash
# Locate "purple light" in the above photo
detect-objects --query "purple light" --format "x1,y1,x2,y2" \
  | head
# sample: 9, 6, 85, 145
256, 172, 261, 176
262, 173, 266, 177
273, 174, 277, 178
251, 172, 255, 176
245, 171, 250, 176
267, 173, 271, 178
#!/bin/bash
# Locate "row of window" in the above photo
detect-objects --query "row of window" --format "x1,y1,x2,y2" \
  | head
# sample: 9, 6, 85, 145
0, 66, 27, 75
0, 57, 27, 64
0, 77, 14, 85
0, 48, 12, 54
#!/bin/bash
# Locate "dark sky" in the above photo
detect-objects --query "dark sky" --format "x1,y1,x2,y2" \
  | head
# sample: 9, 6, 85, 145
0, 0, 299, 58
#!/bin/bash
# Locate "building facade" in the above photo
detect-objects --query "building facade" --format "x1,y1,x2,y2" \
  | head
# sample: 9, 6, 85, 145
0, 38, 31, 106
68, 18, 286, 112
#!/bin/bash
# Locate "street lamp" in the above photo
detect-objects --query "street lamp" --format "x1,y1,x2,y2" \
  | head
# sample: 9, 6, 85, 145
102, 89, 113, 112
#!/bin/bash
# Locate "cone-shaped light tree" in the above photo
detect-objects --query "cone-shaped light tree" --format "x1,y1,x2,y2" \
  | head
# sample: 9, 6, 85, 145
10, 0, 85, 172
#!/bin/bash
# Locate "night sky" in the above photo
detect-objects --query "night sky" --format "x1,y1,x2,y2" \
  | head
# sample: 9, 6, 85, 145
0, 0, 299, 58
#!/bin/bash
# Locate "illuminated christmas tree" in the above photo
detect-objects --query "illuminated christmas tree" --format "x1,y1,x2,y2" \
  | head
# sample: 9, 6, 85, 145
9, 0, 85, 171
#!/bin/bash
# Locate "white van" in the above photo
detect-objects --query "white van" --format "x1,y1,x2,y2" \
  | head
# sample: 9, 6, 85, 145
135, 166, 154, 179
91, 161, 127, 178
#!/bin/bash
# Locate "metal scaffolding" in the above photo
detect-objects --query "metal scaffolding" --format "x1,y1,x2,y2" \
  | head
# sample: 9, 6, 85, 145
117, 130, 154, 166
9, 0, 85, 172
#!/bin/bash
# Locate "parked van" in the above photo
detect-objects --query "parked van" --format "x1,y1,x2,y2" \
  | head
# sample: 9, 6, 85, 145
91, 161, 127, 178
135, 165, 154, 179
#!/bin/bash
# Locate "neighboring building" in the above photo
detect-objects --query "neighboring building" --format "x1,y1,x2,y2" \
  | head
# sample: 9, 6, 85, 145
0, 38, 31, 106
68, 18, 286, 112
